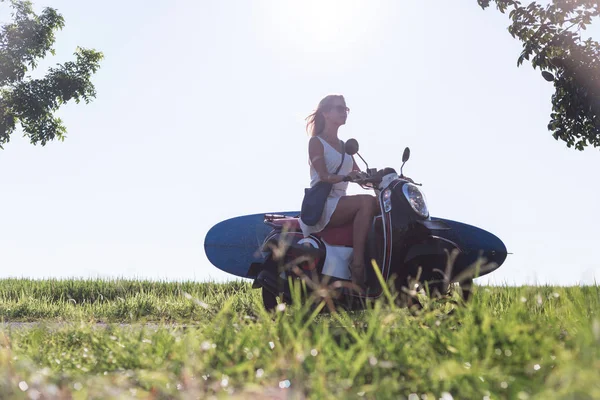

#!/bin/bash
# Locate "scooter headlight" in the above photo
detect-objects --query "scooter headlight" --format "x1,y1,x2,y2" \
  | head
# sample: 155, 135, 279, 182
382, 188, 392, 213
402, 183, 429, 218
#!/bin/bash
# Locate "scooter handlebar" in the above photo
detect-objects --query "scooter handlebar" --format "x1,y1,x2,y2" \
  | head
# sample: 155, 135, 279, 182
344, 169, 421, 186
343, 175, 381, 186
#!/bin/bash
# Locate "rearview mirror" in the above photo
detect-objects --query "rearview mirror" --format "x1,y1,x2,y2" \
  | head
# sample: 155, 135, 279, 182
402, 147, 410, 163
345, 138, 359, 155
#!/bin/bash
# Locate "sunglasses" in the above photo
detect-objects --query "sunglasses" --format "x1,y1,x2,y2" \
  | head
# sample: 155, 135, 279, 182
329, 105, 350, 114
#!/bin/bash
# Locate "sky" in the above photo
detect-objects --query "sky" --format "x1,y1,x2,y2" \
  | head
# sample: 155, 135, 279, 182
0, 0, 599, 285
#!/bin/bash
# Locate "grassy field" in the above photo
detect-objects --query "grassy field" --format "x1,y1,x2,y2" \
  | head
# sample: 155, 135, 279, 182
0, 278, 599, 399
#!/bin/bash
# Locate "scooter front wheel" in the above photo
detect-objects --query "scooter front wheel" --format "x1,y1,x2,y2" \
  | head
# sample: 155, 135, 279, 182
459, 278, 474, 302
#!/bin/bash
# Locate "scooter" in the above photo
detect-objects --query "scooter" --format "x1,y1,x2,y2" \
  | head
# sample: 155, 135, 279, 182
246, 139, 508, 310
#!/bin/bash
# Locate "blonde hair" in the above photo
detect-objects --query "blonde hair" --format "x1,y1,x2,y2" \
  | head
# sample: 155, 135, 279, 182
305, 94, 346, 137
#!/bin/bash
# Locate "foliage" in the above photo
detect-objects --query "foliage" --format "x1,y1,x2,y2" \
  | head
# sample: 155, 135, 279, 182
479, 0, 600, 150
0, 0, 102, 148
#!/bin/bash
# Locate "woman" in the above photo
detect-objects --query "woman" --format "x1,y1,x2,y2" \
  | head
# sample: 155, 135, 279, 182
299, 94, 378, 290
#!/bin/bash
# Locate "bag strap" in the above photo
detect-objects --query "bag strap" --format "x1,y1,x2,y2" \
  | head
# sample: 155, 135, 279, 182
334, 140, 345, 175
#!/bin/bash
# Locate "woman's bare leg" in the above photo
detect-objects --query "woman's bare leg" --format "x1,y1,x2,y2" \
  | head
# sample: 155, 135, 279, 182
326, 195, 378, 288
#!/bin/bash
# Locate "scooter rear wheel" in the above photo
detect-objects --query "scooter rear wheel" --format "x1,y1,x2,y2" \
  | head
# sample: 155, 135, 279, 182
262, 286, 278, 311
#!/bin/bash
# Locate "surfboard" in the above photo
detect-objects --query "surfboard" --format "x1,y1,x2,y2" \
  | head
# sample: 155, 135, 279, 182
203, 211, 507, 279
204, 211, 299, 279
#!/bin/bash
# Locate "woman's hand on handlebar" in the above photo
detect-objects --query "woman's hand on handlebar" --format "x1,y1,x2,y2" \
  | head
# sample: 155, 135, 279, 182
343, 171, 363, 182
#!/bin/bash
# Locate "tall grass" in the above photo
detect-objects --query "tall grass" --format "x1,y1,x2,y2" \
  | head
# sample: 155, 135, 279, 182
0, 279, 253, 322
0, 279, 599, 399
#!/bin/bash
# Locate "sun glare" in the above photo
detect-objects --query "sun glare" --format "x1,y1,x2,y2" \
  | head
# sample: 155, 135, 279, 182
254, 0, 378, 59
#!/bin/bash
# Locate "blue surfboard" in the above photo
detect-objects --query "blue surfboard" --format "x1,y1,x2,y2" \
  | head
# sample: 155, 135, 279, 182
429, 216, 508, 271
204, 211, 299, 279
204, 211, 507, 279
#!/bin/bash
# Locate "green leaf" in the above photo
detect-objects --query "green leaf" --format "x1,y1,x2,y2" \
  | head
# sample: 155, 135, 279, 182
0, 0, 102, 148
542, 71, 555, 81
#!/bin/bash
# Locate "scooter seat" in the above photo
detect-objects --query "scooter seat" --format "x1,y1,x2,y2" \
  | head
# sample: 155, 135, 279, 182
270, 218, 354, 247
319, 225, 353, 247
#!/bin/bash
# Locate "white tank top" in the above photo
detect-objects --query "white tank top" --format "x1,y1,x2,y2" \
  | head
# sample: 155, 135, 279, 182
309, 136, 354, 196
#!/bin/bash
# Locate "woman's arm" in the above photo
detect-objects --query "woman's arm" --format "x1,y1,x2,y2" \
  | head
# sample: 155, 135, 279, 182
308, 137, 346, 184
